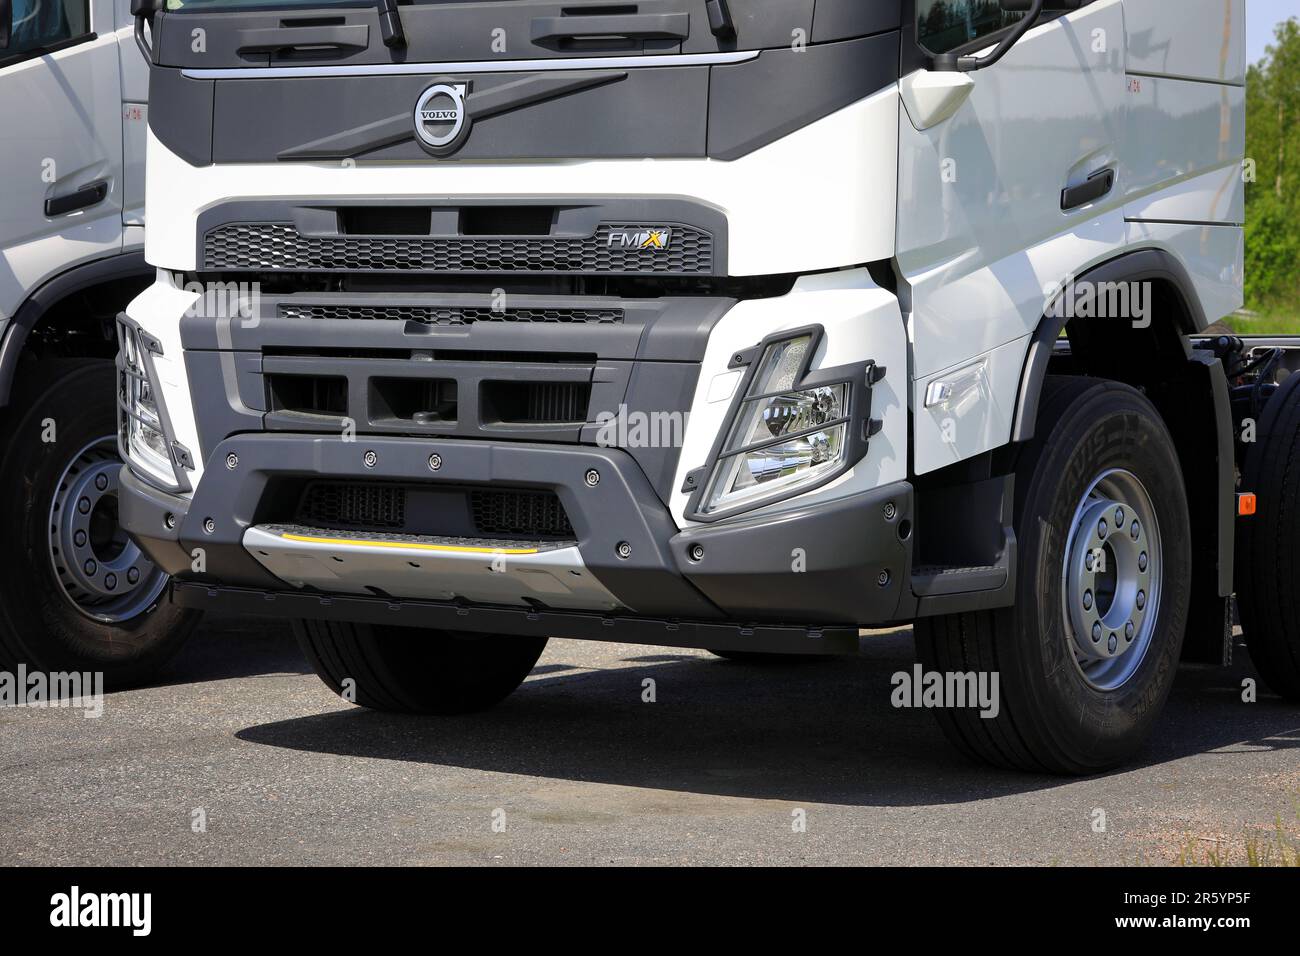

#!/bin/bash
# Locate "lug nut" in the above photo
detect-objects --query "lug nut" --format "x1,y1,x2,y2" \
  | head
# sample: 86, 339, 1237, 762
1136, 590, 1146, 611
84, 559, 97, 575
585, 469, 601, 487
1097, 519, 1108, 540
1083, 590, 1094, 611
1092, 622, 1103, 643
128, 568, 140, 585
1131, 521, 1140, 540
1139, 551, 1148, 572
428, 453, 442, 472
616, 541, 632, 559
1108, 633, 1118, 654
78, 497, 91, 515
226, 453, 239, 470
363, 450, 378, 469
105, 573, 117, 591
1114, 507, 1125, 526
1125, 622, 1135, 642
883, 502, 897, 520
74, 530, 87, 547
689, 544, 704, 562
95, 474, 109, 491
203, 517, 216, 535
1085, 552, 1095, 572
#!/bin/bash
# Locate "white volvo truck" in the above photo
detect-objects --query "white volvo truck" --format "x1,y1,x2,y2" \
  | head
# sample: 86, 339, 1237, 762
119, 0, 1300, 772
0, 0, 199, 685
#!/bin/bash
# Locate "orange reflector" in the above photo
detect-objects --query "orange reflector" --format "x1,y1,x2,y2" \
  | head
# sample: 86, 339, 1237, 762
1238, 493, 1257, 517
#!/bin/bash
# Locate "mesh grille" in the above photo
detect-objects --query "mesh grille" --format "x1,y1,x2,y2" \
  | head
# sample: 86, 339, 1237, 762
277, 304, 624, 325
204, 223, 713, 275
298, 483, 406, 530
470, 490, 574, 538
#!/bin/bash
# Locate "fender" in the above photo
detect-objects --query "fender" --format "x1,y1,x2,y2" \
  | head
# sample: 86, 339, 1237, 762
1010, 248, 1206, 444
0, 252, 153, 407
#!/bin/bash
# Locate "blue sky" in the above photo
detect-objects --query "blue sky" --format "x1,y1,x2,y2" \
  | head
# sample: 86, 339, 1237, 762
1248, 0, 1298, 66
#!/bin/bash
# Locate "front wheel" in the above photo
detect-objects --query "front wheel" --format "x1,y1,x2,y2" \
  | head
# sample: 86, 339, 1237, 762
915, 377, 1191, 774
295, 620, 548, 714
0, 360, 199, 686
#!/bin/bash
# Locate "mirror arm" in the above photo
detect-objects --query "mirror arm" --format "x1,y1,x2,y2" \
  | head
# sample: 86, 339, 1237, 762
931, 0, 1046, 73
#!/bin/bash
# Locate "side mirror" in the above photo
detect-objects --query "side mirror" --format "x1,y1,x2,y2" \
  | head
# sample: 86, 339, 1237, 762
933, 0, 1083, 73
0, 0, 12, 50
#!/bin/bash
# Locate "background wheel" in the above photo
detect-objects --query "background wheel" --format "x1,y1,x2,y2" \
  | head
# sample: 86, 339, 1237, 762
295, 619, 548, 714
0, 360, 199, 686
915, 377, 1191, 774
1236, 371, 1300, 701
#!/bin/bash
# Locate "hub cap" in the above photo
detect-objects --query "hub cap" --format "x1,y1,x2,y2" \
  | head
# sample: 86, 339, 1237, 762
1061, 469, 1162, 691
48, 438, 168, 623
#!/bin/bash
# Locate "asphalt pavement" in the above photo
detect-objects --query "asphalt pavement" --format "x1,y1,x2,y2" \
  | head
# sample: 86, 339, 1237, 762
1, 615, 1297, 866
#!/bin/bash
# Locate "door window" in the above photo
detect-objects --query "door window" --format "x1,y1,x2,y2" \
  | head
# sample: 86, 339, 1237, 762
8, 0, 91, 58
917, 0, 1023, 55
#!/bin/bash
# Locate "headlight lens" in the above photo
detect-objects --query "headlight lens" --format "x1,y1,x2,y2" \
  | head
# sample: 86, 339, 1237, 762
117, 322, 176, 487
699, 334, 852, 517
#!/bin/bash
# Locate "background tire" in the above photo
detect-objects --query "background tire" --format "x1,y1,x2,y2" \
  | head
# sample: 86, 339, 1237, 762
295, 619, 548, 714
1236, 372, 1300, 701
915, 377, 1192, 774
0, 360, 199, 686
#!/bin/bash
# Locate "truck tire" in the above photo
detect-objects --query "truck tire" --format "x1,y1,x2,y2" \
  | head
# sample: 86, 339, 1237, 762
915, 377, 1192, 774
1236, 371, 1300, 701
294, 620, 548, 714
0, 360, 199, 686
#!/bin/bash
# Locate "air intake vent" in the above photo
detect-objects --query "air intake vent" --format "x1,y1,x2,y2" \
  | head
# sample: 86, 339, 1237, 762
470, 489, 574, 538
298, 482, 406, 530
203, 222, 714, 275
481, 381, 591, 424
278, 304, 624, 325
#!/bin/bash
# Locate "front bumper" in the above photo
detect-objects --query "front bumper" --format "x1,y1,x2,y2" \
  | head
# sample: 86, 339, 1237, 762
120, 432, 914, 648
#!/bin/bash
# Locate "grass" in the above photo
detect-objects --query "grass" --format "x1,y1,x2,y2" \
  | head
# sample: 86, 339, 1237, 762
1222, 304, 1300, 336
1174, 795, 1300, 867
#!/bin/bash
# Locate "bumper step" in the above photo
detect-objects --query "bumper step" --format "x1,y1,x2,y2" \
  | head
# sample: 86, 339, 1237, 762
243, 524, 624, 612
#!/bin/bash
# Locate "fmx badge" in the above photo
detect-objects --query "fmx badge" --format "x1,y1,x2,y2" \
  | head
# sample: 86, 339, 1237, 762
414, 82, 470, 156
607, 228, 673, 251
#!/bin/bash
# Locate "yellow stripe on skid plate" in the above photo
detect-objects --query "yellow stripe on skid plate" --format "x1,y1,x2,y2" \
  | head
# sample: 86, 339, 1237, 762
279, 533, 539, 556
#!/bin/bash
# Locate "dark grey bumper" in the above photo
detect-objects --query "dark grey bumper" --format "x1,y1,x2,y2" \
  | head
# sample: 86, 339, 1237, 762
120, 433, 914, 647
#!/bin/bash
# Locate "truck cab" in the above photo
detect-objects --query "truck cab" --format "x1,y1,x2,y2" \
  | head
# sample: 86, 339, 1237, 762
0, 0, 198, 685
119, 0, 1296, 773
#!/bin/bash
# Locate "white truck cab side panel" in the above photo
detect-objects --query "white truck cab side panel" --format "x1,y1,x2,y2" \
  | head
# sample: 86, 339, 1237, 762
897, 0, 1129, 475
1123, 0, 1246, 85
0, 0, 125, 322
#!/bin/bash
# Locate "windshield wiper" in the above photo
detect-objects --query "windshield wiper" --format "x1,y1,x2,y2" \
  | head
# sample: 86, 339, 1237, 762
377, 0, 406, 48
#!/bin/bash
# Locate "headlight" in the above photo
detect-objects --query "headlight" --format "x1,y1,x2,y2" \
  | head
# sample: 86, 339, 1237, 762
697, 331, 856, 518
117, 319, 182, 489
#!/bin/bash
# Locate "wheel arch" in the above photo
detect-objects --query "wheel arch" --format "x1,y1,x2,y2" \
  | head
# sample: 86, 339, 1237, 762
0, 252, 153, 407
1012, 247, 1235, 666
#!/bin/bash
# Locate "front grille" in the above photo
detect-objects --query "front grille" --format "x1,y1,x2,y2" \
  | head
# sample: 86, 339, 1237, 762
278, 304, 624, 325
294, 482, 575, 540
470, 489, 574, 538
298, 482, 406, 530
203, 223, 714, 275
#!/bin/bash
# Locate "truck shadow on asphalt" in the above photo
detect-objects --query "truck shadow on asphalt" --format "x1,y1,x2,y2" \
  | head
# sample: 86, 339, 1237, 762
228, 624, 1300, 806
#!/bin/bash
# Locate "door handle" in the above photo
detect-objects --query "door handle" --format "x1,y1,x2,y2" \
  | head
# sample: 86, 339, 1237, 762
1061, 168, 1115, 211
45, 181, 109, 217
531, 12, 690, 45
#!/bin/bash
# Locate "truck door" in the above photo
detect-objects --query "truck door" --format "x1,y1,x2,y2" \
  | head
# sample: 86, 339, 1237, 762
0, 0, 124, 324
897, 0, 1130, 476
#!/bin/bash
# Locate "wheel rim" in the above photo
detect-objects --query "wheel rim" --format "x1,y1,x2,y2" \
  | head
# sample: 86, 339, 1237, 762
1060, 468, 1162, 692
48, 437, 169, 624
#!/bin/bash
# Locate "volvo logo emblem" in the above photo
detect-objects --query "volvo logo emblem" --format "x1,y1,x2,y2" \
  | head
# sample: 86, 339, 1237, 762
414, 83, 470, 155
